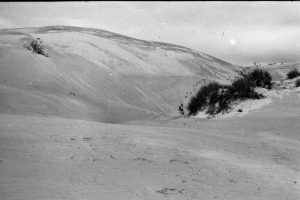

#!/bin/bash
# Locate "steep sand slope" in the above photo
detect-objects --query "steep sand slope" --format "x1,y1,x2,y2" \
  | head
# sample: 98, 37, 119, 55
0, 90, 299, 200
0, 26, 239, 123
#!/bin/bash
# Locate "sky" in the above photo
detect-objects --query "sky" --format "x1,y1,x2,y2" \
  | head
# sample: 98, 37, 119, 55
0, 1, 300, 66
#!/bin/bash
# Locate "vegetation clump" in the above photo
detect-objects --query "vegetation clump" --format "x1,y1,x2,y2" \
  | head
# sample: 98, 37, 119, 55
24, 38, 49, 57
187, 69, 272, 116
245, 69, 272, 89
286, 69, 300, 79
295, 79, 300, 87
178, 102, 185, 115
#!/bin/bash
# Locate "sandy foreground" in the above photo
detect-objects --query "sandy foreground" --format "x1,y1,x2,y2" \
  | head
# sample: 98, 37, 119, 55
0, 90, 299, 200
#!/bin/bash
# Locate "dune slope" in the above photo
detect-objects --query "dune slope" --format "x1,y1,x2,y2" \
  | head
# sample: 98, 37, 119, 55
0, 26, 299, 200
0, 26, 239, 123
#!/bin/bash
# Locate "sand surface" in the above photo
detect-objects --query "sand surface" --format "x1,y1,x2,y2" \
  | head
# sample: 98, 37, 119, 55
0, 26, 239, 123
0, 26, 299, 199
1, 87, 299, 199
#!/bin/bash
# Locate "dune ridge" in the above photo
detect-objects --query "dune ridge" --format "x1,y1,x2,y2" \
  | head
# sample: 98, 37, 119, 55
0, 26, 240, 123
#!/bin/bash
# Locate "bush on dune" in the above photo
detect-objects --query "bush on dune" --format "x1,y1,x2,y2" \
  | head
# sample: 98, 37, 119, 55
24, 38, 49, 57
187, 69, 271, 116
187, 82, 228, 116
245, 69, 272, 89
295, 79, 300, 87
287, 69, 300, 79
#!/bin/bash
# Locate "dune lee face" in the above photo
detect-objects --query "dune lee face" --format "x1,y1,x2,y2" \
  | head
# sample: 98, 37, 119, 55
0, 26, 239, 123
0, 26, 300, 200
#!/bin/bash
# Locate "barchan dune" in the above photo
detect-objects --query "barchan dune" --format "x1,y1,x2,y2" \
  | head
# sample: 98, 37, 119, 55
0, 26, 299, 200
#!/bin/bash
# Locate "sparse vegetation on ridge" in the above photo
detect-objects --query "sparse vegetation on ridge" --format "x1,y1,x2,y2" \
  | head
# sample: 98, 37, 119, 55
286, 69, 300, 79
295, 79, 300, 87
24, 38, 49, 57
187, 69, 272, 116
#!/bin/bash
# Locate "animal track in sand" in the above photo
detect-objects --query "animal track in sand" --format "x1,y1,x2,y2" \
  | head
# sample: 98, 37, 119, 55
169, 159, 189, 164
156, 188, 184, 196
133, 157, 152, 163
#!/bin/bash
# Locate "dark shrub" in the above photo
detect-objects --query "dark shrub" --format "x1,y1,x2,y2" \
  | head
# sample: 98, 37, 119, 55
206, 87, 232, 115
230, 77, 254, 98
295, 79, 300, 87
246, 69, 272, 89
187, 69, 271, 116
187, 82, 227, 116
287, 69, 300, 79
24, 38, 49, 57
187, 82, 232, 116
231, 77, 263, 100
237, 68, 272, 89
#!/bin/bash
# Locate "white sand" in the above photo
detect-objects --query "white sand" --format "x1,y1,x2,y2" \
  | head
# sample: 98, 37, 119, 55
0, 26, 299, 200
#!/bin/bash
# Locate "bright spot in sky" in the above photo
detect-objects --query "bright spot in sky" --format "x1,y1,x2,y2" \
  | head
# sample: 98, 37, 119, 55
229, 39, 236, 45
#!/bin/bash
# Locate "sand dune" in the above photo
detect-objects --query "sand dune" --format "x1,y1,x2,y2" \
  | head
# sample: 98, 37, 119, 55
0, 26, 239, 123
0, 26, 299, 200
